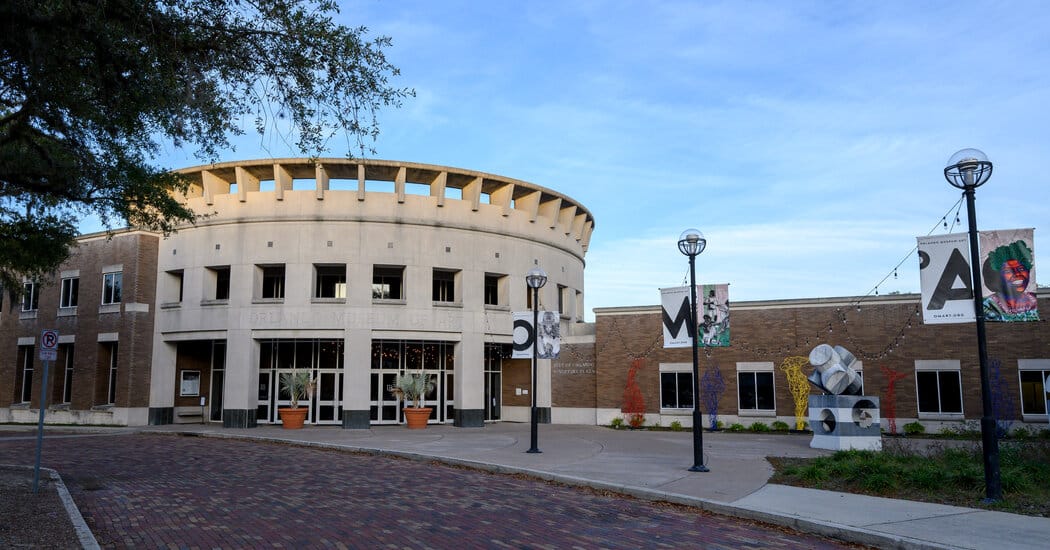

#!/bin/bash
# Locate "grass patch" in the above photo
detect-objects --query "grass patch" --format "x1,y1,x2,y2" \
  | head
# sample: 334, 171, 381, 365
769, 440, 1050, 517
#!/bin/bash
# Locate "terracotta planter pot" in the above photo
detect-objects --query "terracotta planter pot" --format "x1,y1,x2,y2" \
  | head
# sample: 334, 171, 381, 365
403, 407, 433, 429
278, 407, 308, 429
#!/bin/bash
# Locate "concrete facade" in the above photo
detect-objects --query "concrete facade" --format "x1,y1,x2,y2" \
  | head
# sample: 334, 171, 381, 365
146, 159, 594, 428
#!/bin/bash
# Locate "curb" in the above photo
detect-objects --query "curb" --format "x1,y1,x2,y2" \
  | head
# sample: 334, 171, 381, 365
168, 430, 952, 550
44, 467, 101, 550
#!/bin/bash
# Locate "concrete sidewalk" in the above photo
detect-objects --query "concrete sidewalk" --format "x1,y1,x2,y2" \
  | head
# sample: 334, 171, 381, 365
143, 422, 1048, 550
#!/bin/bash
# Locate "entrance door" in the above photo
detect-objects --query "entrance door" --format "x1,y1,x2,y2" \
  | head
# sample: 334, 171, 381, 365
313, 371, 342, 424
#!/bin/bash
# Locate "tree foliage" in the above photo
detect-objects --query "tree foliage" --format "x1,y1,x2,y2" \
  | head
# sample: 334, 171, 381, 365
0, 0, 412, 291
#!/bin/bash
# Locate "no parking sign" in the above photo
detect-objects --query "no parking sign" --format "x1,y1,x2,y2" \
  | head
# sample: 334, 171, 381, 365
39, 329, 58, 361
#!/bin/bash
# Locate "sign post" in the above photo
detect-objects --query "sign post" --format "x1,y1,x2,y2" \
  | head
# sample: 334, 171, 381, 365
33, 329, 59, 493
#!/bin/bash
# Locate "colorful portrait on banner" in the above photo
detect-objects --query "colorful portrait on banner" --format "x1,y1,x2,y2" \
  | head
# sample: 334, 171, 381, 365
699, 284, 730, 347
917, 233, 975, 324
980, 228, 1039, 322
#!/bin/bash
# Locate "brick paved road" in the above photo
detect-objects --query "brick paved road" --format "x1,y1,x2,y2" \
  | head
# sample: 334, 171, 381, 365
0, 432, 856, 549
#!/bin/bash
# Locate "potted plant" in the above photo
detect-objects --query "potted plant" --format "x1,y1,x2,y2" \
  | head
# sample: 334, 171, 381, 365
390, 373, 434, 429
277, 369, 314, 429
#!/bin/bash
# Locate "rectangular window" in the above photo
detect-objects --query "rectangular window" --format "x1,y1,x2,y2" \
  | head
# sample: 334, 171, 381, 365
557, 284, 567, 316
164, 270, 184, 303
660, 372, 694, 409
914, 360, 963, 416
372, 266, 404, 300
61, 344, 75, 404
213, 266, 231, 300
60, 277, 79, 308
1019, 370, 1049, 415
260, 265, 286, 299
18, 345, 34, 402
432, 269, 457, 302
484, 274, 502, 306
22, 281, 39, 311
180, 370, 201, 396
315, 264, 346, 298
106, 343, 119, 405
916, 371, 963, 414
102, 272, 123, 304
738, 372, 775, 411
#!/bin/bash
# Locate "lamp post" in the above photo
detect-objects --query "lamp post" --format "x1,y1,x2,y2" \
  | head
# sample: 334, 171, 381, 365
943, 148, 1001, 502
678, 229, 709, 472
525, 266, 548, 454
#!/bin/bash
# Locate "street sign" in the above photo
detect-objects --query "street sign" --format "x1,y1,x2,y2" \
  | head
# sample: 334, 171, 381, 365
39, 329, 59, 361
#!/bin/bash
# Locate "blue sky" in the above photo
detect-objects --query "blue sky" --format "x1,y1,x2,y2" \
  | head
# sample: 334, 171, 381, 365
144, 1, 1049, 320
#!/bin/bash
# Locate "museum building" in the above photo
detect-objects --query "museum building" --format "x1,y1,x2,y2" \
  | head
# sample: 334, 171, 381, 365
2, 158, 1048, 433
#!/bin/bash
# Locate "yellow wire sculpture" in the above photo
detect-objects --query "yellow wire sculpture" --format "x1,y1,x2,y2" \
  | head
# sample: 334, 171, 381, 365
779, 356, 811, 430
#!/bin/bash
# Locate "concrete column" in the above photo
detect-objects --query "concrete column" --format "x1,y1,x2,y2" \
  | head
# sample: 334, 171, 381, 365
454, 331, 485, 427
342, 328, 371, 428
147, 337, 176, 425
221, 329, 257, 428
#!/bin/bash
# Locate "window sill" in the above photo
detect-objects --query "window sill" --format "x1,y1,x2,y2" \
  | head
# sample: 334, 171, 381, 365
19, 310, 38, 320
372, 299, 406, 306
659, 408, 693, 415
432, 301, 463, 308
98, 303, 121, 314
91, 405, 115, 412
917, 412, 965, 420
57, 307, 77, 317
1021, 414, 1050, 423
49, 403, 70, 411
252, 298, 285, 304
738, 410, 777, 417
10, 402, 30, 410
161, 302, 182, 309
484, 304, 510, 312
311, 298, 347, 304
200, 299, 229, 307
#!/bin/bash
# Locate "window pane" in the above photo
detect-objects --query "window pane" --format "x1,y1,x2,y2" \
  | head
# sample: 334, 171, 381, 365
738, 372, 757, 410
756, 372, 775, 410
678, 372, 694, 409
938, 371, 962, 413
660, 373, 678, 408
916, 371, 940, 413
1019, 371, 1048, 415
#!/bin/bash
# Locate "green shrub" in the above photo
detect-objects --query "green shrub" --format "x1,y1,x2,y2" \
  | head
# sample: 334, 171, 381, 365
749, 422, 771, 432
610, 417, 625, 429
670, 420, 683, 432
727, 423, 746, 432
771, 421, 790, 432
716, 420, 725, 429
903, 421, 925, 436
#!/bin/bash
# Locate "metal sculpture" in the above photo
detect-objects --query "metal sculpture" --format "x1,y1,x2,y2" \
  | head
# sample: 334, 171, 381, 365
779, 356, 810, 430
807, 344, 862, 395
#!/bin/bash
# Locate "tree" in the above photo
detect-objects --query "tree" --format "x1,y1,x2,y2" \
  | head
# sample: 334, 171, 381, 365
0, 0, 412, 291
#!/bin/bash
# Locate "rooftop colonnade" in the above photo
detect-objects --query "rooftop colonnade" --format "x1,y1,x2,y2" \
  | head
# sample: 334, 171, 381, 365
147, 158, 595, 428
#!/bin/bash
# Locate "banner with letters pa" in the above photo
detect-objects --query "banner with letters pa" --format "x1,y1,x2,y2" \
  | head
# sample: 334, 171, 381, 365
917, 233, 975, 324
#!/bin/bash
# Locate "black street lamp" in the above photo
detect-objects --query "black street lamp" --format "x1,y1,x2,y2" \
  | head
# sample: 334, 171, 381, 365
525, 266, 548, 454
943, 148, 1001, 502
678, 229, 709, 472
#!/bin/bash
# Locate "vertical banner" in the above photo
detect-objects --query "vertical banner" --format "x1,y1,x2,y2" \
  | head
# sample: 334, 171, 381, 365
917, 233, 975, 324
661, 286, 693, 348
512, 311, 560, 358
699, 283, 730, 347
980, 228, 1038, 322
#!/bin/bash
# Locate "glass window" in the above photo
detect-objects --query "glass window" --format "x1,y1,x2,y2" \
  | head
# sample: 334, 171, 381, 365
916, 371, 963, 414
432, 269, 456, 302
61, 344, 75, 404
213, 267, 231, 300
102, 272, 122, 304
315, 264, 346, 298
165, 270, 184, 303
1019, 370, 1050, 415
180, 370, 201, 396
60, 277, 79, 308
18, 345, 34, 402
22, 281, 39, 311
484, 274, 501, 306
106, 342, 119, 405
261, 265, 285, 299
738, 371, 775, 411
372, 266, 404, 300
660, 372, 693, 409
